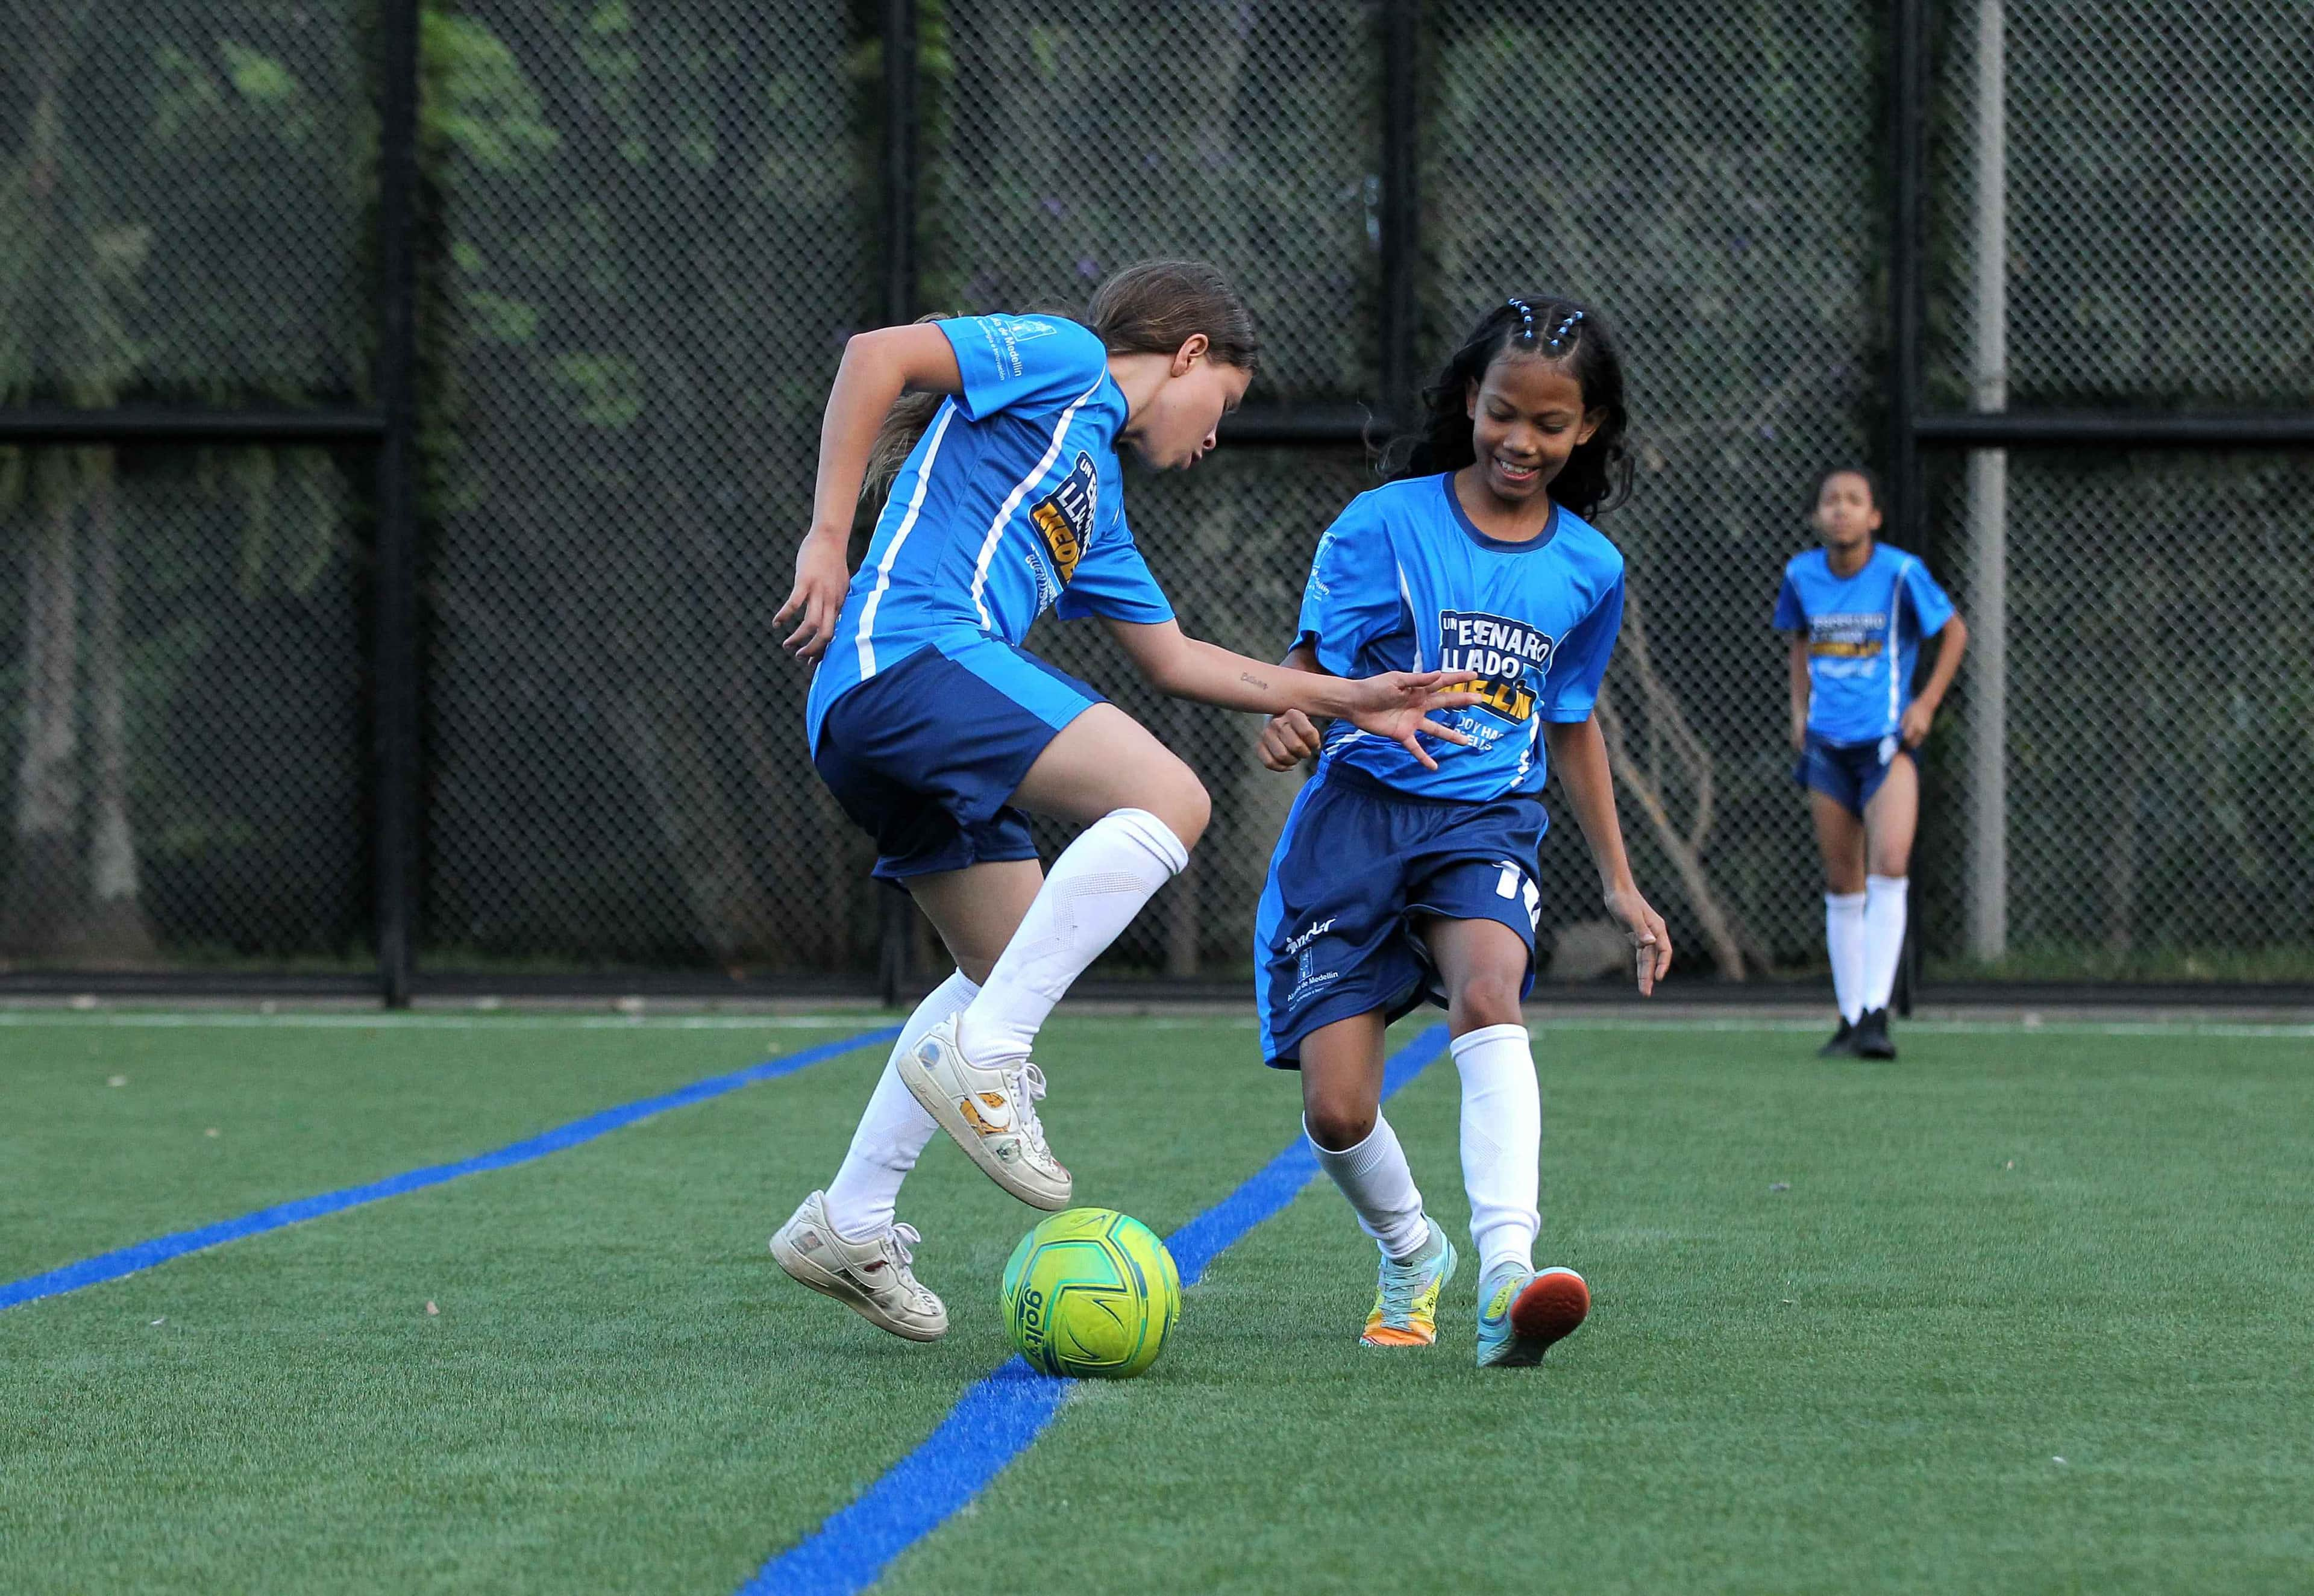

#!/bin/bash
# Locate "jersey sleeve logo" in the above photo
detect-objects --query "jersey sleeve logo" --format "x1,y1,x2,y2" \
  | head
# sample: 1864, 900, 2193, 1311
1438, 608, 1555, 723
1028, 451, 1099, 585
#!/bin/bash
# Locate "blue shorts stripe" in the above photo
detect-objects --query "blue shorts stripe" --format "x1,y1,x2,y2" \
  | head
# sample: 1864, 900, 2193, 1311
937, 635, 1100, 731
1252, 772, 1328, 1065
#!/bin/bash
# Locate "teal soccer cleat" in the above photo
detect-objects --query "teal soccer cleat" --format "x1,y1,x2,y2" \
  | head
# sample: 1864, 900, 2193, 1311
1360, 1221, 1458, 1347
1476, 1263, 1590, 1368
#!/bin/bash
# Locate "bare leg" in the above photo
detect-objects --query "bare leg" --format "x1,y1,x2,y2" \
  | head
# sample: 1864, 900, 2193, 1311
1009, 703, 1209, 844
904, 859, 1046, 984
953, 704, 1209, 1072
1863, 754, 1920, 879
1810, 789, 1869, 895
1298, 1010, 1390, 1150
1858, 755, 1920, 1025
1298, 1008, 1431, 1263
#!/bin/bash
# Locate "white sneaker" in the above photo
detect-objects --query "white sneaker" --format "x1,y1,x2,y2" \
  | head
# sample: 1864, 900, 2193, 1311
894, 1015, 1071, 1210
770, 1191, 948, 1342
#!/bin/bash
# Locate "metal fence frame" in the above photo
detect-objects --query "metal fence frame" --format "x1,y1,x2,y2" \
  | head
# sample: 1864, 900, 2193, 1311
2, 0, 2307, 1009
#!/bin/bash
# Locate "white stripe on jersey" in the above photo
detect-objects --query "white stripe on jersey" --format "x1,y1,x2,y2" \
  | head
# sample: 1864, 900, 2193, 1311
855, 400, 959, 680
1396, 565, 1423, 669
1887, 555, 1914, 735
967, 378, 1109, 631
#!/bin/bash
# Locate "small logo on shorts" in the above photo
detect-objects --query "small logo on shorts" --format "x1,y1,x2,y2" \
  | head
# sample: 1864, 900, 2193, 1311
1284, 916, 1337, 957
1878, 735, 1898, 765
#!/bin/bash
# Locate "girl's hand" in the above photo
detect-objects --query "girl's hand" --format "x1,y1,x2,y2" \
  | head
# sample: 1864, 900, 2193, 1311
1899, 699, 1936, 748
1336, 671, 1482, 772
776, 530, 851, 665
1604, 884, 1672, 996
1257, 710, 1325, 772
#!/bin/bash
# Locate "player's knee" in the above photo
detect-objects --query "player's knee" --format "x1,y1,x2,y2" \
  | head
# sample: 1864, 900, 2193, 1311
1451, 969, 1525, 1031
1146, 766, 1209, 851
1302, 1096, 1376, 1151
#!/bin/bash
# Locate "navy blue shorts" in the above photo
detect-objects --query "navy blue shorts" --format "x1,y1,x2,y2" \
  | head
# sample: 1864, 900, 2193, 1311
812, 637, 1105, 880
1254, 766, 1549, 1069
1794, 732, 1911, 819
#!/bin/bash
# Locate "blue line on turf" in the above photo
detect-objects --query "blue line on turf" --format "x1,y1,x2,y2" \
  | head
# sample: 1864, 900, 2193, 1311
742, 1022, 1452, 1596
0, 1026, 900, 1315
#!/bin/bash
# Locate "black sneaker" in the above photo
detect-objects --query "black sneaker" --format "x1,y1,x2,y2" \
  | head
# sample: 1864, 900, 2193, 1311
1817, 1018, 1858, 1057
1854, 1007, 1897, 1060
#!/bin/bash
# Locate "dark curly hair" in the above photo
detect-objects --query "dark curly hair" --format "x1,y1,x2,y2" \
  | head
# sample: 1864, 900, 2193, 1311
1381, 295, 1632, 519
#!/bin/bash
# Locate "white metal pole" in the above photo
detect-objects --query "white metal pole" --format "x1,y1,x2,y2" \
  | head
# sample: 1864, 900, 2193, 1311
1966, 0, 2010, 959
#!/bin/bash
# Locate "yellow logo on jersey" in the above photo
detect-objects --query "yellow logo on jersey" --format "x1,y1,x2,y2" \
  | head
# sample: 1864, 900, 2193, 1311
1029, 451, 1097, 584
1438, 608, 1554, 725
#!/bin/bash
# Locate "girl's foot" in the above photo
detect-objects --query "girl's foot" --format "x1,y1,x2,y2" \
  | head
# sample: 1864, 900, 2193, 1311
1817, 1018, 1859, 1057
1854, 1007, 1897, 1060
895, 1015, 1071, 1209
770, 1191, 948, 1341
1361, 1221, 1456, 1347
1477, 1263, 1590, 1367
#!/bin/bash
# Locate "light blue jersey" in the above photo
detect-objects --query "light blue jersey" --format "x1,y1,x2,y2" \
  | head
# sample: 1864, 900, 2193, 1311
1773, 544, 1955, 745
805, 314, 1174, 751
1296, 474, 1626, 802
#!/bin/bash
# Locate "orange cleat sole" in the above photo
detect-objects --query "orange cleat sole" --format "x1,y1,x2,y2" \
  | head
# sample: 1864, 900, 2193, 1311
1508, 1267, 1590, 1351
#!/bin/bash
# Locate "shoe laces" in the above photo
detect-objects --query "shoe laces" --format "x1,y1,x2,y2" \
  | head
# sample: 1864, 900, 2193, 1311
1005, 1062, 1052, 1159
886, 1222, 921, 1267
1375, 1242, 1438, 1318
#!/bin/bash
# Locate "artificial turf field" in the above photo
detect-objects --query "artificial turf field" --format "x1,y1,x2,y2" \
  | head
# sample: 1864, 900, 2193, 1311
2, 1010, 2309, 1594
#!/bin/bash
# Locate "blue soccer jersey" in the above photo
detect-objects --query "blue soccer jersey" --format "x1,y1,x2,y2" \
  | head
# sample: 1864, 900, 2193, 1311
1295, 474, 1626, 801
1773, 544, 1955, 745
805, 314, 1175, 751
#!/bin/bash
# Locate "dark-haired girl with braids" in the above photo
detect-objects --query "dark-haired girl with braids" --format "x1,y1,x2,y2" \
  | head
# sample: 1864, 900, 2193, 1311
1251, 296, 1671, 1367
768, 261, 1478, 1344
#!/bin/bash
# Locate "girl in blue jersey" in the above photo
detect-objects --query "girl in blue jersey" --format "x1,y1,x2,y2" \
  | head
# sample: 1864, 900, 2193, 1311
1775, 467, 1968, 1061
768, 261, 1476, 1342
1252, 297, 1672, 1367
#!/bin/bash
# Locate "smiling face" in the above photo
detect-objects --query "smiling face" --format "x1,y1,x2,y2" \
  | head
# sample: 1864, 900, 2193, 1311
1465, 352, 1599, 507
1119, 338, 1253, 470
1812, 470, 1883, 551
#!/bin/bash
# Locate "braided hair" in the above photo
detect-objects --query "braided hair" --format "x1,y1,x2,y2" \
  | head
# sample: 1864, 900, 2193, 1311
1381, 294, 1631, 519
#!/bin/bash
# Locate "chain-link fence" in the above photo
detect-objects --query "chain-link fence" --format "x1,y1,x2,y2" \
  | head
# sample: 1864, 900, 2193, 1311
2, 0, 2308, 989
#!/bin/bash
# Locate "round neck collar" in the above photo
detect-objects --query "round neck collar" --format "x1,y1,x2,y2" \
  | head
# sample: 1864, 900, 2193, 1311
1442, 473, 1559, 553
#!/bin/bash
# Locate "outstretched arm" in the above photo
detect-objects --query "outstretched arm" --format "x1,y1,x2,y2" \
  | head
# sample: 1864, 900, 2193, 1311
1102, 619, 1478, 772
776, 324, 964, 663
1543, 712, 1672, 995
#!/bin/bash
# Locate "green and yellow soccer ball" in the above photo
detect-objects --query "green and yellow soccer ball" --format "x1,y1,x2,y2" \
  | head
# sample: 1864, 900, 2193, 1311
1000, 1207, 1181, 1379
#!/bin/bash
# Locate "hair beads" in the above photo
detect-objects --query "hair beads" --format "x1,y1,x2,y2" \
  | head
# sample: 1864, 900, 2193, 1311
1507, 297, 1537, 346
1547, 309, 1584, 351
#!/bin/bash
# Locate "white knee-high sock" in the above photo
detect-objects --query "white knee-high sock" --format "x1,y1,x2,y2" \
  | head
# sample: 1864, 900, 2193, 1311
957, 808, 1188, 1070
1863, 874, 1909, 1013
1452, 1024, 1540, 1278
822, 971, 977, 1238
1826, 891, 1867, 1024
1307, 1113, 1432, 1260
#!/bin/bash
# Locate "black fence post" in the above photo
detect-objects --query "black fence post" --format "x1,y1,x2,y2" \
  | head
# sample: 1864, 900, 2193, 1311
881, 0, 918, 328
374, 0, 423, 1009
871, 0, 920, 1011
1378, 0, 1420, 422
1890, 0, 1927, 553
